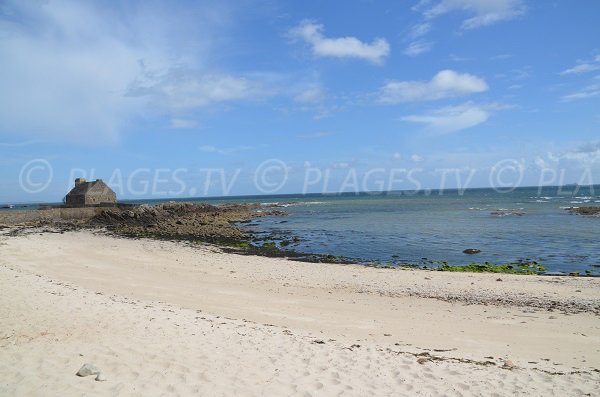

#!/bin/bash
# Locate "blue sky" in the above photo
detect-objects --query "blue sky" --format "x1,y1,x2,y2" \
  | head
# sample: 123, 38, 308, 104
1, 0, 599, 202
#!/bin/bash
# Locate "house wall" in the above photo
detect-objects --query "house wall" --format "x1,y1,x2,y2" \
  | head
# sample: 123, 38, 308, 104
65, 183, 116, 207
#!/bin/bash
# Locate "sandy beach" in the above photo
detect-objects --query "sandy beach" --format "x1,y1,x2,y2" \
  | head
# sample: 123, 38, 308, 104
1, 229, 599, 396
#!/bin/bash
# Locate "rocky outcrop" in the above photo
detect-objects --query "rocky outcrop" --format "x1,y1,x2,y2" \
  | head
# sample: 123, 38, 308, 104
0, 203, 286, 244
89, 202, 285, 243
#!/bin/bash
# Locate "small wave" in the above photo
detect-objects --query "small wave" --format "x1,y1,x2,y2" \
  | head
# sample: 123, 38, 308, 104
264, 201, 328, 208
570, 201, 583, 204
534, 200, 550, 203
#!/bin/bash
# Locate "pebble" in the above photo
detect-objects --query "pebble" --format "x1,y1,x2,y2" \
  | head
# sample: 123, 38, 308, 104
502, 359, 515, 369
76, 363, 100, 377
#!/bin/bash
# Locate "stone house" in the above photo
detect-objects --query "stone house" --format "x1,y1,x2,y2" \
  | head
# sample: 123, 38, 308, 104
64, 178, 117, 207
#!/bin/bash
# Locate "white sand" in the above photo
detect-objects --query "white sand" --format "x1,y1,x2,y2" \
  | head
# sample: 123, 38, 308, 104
1, 230, 599, 396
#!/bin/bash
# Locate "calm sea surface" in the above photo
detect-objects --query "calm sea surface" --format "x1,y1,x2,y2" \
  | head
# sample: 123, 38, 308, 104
6, 186, 600, 274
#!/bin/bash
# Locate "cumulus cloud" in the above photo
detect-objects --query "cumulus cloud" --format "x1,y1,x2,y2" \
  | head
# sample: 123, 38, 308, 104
402, 102, 491, 133
421, 0, 526, 29
379, 70, 488, 103
290, 20, 390, 64
560, 55, 600, 75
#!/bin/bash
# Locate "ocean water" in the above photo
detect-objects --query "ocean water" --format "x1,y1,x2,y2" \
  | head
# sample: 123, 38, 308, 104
226, 186, 600, 274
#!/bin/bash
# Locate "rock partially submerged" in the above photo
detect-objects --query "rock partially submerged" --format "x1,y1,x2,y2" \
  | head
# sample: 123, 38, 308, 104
463, 248, 481, 255
567, 207, 600, 216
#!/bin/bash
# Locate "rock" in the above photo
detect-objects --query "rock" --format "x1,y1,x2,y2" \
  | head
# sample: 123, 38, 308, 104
417, 357, 428, 365
502, 359, 515, 369
95, 372, 107, 382
567, 207, 600, 216
463, 248, 481, 255
76, 363, 100, 377
496, 278, 502, 282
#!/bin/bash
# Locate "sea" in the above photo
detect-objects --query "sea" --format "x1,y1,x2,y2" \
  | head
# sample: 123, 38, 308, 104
4, 185, 600, 274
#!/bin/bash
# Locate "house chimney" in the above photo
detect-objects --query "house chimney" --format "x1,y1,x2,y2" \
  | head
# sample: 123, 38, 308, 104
75, 178, 86, 186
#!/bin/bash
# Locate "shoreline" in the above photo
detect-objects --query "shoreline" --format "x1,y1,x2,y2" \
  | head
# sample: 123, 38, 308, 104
2, 202, 599, 276
1, 230, 599, 395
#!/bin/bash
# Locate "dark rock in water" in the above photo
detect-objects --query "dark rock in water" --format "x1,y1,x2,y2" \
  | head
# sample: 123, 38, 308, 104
567, 207, 600, 216
463, 248, 481, 254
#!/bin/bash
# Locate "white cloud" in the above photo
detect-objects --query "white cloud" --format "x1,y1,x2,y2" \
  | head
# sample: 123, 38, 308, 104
560, 83, 600, 102
379, 70, 488, 103
128, 71, 269, 111
560, 55, 600, 75
402, 102, 491, 133
406, 22, 432, 40
294, 87, 326, 104
290, 84, 338, 119
543, 142, 600, 168
411, 154, 424, 162
422, 0, 526, 29
403, 40, 433, 57
0, 1, 263, 144
290, 20, 390, 64
170, 119, 200, 129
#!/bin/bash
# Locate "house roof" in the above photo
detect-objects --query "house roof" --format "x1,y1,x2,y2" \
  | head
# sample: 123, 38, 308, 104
66, 180, 114, 197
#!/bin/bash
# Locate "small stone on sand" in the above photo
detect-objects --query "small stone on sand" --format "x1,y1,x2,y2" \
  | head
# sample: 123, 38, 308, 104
76, 363, 100, 377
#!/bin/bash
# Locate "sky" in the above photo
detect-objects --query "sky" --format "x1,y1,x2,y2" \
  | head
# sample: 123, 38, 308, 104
1, 0, 599, 203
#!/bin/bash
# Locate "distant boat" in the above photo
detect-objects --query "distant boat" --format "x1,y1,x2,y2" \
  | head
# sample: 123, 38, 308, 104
1, 204, 14, 209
